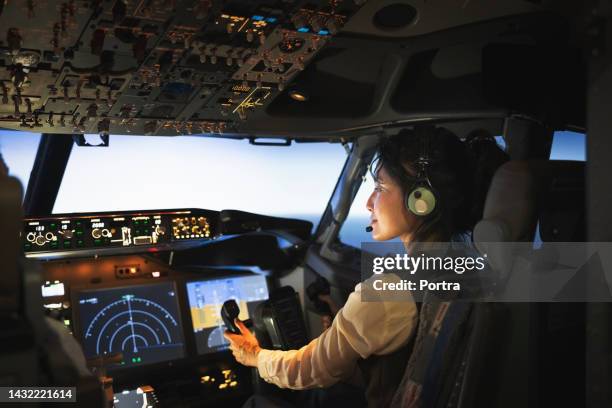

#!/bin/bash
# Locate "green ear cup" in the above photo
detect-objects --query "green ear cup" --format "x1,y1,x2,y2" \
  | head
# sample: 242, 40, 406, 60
407, 187, 436, 216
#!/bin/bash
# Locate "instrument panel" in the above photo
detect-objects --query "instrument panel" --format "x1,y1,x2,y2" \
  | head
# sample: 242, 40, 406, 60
44, 268, 270, 367
27, 207, 282, 402
23, 208, 217, 259
67, 274, 270, 367
39, 251, 271, 403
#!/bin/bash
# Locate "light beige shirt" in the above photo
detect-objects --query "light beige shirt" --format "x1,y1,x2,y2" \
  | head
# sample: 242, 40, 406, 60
256, 274, 418, 390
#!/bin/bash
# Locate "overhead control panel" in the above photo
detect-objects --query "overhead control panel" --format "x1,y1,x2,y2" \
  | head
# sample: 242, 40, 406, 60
23, 208, 217, 259
0, 0, 364, 136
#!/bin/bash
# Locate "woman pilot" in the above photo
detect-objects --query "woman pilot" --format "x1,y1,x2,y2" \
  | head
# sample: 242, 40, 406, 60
224, 126, 508, 407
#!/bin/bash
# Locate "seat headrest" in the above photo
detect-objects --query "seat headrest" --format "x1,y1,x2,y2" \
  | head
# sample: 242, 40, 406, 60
0, 176, 23, 314
474, 160, 585, 243
474, 161, 537, 242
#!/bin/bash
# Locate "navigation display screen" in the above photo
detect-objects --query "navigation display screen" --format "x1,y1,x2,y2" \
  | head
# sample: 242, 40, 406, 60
186, 275, 269, 355
75, 282, 185, 368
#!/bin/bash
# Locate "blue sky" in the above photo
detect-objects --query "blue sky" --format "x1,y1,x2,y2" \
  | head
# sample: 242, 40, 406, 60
549, 131, 586, 161
0, 130, 41, 190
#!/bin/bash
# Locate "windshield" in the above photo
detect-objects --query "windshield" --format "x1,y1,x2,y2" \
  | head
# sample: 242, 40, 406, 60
53, 135, 347, 228
0, 130, 41, 193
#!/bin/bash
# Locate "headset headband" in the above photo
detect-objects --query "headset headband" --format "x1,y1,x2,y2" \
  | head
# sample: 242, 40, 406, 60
406, 126, 437, 216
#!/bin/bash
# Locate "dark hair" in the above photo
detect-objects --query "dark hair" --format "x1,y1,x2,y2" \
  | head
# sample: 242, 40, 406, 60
371, 126, 508, 242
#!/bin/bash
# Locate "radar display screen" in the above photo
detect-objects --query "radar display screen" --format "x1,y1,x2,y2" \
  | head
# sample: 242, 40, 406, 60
75, 282, 185, 368
186, 275, 269, 355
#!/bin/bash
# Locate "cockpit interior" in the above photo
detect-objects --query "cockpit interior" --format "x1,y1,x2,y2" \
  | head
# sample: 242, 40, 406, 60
1, 0, 611, 407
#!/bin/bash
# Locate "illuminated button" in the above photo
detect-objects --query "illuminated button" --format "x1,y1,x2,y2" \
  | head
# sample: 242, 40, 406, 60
24, 243, 32, 251
76, 230, 84, 236
50, 242, 59, 248
63, 240, 71, 247
77, 240, 84, 247
94, 239, 101, 245
50, 223, 56, 229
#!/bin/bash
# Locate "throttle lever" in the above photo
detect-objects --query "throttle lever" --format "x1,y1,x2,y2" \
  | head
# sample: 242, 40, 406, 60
221, 299, 241, 334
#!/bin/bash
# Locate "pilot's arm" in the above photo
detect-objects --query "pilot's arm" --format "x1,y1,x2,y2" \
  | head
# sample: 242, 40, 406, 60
225, 275, 417, 390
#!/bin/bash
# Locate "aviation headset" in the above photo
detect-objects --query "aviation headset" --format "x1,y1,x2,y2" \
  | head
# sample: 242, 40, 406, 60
405, 127, 437, 217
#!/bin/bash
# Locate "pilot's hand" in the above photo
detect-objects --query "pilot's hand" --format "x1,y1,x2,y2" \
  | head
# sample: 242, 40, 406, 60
318, 293, 339, 316
223, 319, 262, 367
321, 314, 332, 330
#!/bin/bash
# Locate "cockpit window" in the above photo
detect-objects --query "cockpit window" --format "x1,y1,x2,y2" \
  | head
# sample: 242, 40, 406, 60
0, 130, 41, 193
550, 130, 585, 160
494, 135, 507, 150
53, 135, 347, 229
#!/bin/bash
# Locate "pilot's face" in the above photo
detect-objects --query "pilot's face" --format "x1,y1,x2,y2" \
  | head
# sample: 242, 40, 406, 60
366, 166, 420, 242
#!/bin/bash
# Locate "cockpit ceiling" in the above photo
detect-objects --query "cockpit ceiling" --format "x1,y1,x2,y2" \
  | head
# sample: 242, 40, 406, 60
0, 1, 585, 140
